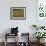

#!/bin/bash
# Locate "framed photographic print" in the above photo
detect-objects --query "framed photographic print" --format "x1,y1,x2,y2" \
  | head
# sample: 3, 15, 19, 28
36, 0, 46, 26
10, 7, 26, 20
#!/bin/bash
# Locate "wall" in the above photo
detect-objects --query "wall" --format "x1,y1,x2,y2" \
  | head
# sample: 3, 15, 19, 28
0, 0, 37, 42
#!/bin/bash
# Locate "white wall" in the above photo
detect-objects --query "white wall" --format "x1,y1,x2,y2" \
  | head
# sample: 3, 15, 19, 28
0, 0, 37, 42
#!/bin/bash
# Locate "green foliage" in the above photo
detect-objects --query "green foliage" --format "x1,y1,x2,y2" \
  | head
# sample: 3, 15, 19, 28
40, 26, 45, 29
33, 32, 46, 39
32, 25, 39, 30
32, 25, 45, 30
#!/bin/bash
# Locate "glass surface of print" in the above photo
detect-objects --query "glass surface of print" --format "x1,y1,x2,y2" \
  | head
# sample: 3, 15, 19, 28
13, 9, 24, 17
37, 0, 46, 18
